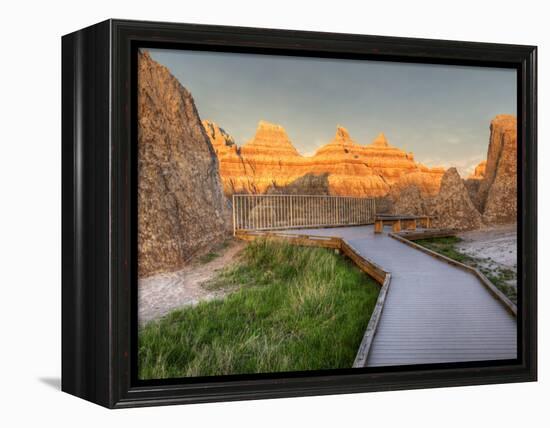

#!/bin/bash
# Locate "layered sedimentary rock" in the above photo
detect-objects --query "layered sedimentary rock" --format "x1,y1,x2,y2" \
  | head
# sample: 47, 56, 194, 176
204, 121, 445, 198
138, 51, 230, 278
307, 128, 392, 197
431, 168, 483, 230
476, 115, 517, 224
339, 132, 445, 196
391, 163, 446, 198
205, 120, 302, 194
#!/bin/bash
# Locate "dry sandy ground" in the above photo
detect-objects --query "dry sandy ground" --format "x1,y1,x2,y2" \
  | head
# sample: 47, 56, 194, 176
456, 223, 517, 286
138, 240, 245, 326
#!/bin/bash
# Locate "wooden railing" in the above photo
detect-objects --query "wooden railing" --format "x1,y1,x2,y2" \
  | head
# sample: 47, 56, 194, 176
232, 194, 376, 233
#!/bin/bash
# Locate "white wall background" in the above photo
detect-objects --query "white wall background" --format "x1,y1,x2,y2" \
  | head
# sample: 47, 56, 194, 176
0, 0, 546, 425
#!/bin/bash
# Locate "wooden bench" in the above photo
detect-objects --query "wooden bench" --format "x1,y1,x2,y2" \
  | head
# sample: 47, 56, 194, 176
374, 215, 433, 233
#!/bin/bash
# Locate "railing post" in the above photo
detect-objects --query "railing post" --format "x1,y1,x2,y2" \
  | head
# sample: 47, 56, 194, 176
253, 195, 256, 230
260, 195, 263, 230
232, 194, 236, 235
247, 195, 251, 230
239, 195, 242, 232
287, 196, 294, 227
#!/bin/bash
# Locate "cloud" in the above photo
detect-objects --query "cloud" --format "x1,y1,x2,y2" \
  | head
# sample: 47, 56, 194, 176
445, 136, 462, 145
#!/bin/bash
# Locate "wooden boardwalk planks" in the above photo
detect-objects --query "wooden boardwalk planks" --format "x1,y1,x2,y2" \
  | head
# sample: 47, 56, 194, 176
281, 226, 517, 367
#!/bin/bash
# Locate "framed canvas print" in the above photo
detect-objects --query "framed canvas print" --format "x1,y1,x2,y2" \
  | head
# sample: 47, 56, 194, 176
61, 19, 537, 408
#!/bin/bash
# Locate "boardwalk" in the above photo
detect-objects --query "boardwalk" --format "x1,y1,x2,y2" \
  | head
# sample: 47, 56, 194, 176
283, 225, 517, 367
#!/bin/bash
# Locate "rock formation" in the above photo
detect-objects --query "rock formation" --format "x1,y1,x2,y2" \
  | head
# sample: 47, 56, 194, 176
138, 51, 230, 278
389, 169, 483, 231
388, 115, 517, 229
390, 185, 429, 216
476, 115, 517, 224
307, 127, 392, 197
463, 160, 487, 210
266, 173, 331, 195
204, 120, 302, 195
469, 161, 487, 180
431, 168, 483, 230
202, 120, 236, 156
391, 164, 446, 198
203, 121, 445, 198
463, 178, 483, 212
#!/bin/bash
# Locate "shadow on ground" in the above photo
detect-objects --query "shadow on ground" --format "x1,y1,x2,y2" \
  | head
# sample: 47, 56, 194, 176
38, 377, 60, 390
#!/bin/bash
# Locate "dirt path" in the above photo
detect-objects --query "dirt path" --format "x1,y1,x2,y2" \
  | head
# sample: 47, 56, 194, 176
138, 240, 245, 326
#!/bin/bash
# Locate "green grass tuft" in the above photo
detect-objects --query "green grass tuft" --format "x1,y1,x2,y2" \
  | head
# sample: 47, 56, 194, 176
198, 252, 219, 264
139, 239, 380, 379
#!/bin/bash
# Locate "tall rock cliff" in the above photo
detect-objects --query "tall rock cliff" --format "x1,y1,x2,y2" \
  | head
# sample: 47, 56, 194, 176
138, 51, 230, 278
204, 121, 445, 198
476, 115, 517, 224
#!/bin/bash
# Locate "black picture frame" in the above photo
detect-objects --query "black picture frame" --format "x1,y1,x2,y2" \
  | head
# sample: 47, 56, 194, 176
61, 19, 537, 408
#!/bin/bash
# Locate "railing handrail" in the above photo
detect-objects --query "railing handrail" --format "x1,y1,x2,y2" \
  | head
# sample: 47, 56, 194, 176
232, 194, 376, 234
233, 193, 373, 199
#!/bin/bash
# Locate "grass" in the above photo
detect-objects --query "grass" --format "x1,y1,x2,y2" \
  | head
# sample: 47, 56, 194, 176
198, 252, 219, 264
138, 239, 380, 380
414, 237, 472, 263
415, 236, 517, 303
197, 239, 232, 264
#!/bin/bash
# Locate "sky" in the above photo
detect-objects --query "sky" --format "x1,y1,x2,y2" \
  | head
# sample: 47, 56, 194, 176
147, 48, 516, 177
